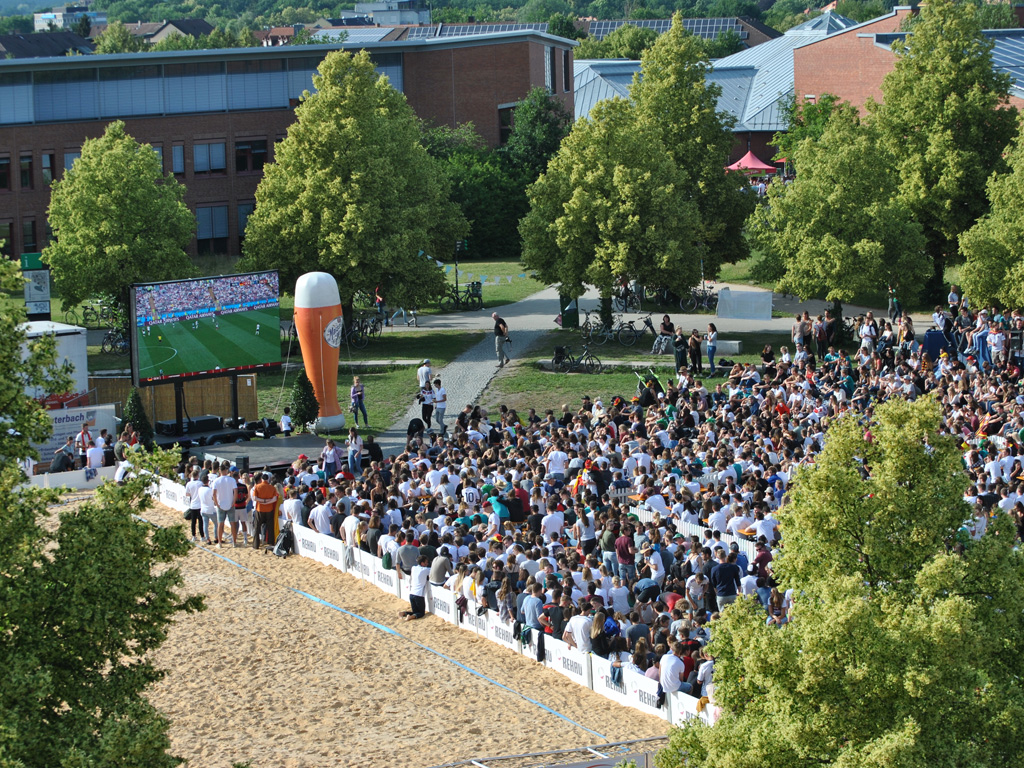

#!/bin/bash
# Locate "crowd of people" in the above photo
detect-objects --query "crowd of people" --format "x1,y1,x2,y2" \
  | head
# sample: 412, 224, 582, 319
166, 284, 1022, 708
135, 271, 279, 322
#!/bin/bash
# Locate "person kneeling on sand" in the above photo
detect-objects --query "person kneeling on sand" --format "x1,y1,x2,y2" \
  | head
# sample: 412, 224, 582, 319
399, 555, 431, 620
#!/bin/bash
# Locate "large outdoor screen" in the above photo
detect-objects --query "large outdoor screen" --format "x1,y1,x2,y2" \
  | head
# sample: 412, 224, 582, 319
130, 271, 281, 386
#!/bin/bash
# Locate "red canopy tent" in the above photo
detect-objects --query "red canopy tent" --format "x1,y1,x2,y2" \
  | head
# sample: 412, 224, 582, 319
725, 150, 777, 173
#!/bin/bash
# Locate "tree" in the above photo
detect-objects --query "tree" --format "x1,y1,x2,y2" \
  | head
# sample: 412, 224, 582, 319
575, 23, 658, 59
423, 122, 526, 262
517, 0, 571, 22
93, 20, 147, 53
631, 13, 755, 276
520, 97, 700, 300
43, 121, 195, 318
771, 93, 844, 166
547, 12, 584, 39
241, 50, 465, 311
748, 105, 928, 304
870, 0, 1019, 299
661, 398, 1024, 768
959, 123, 1024, 306
0, 258, 204, 768
501, 85, 573, 180
122, 386, 155, 448
289, 370, 319, 432
71, 13, 91, 38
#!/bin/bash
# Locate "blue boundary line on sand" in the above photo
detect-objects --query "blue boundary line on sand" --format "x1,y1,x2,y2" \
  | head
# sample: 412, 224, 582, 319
135, 515, 607, 741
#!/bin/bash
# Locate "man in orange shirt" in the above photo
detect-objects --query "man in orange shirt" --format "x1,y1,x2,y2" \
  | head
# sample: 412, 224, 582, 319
251, 472, 279, 551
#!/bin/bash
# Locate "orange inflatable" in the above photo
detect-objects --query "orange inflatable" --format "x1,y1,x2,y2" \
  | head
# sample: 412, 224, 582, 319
294, 272, 346, 432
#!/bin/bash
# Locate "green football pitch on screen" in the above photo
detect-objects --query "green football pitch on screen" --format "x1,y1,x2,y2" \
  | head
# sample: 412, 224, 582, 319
136, 307, 281, 382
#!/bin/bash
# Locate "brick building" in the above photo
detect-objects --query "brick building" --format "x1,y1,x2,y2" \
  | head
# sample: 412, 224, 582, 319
793, 6, 1024, 113
0, 31, 575, 259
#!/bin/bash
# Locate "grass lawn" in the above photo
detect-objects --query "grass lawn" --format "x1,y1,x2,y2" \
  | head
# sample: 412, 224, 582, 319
256, 329, 484, 435
480, 329, 796, 416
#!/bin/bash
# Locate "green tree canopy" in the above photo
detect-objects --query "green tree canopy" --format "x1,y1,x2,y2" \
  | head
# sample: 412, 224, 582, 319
631, 13, 754, 275
870, 0, 1019, 297
575, 23, 658, 59
661, 398, 1024, 768
547, 12, 584, 39
771, 92, 843, 166
0, 258, 204, 768
501, 85, 573, 180
93, 19, 147, 53
520, 97, 700, 298
959, 121, 1024, 306
43, 120, 195, 316
241, 50, 466, 309
749, 105, 927, 303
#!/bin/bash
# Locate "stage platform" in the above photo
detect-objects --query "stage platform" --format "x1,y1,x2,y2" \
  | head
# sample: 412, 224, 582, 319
187, 434, 327, 473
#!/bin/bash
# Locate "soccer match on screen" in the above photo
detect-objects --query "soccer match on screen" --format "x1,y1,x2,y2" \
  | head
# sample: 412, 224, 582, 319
133, 271, 282, 384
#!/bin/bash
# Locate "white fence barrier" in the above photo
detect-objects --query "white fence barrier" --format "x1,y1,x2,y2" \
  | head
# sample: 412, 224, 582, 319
149, 476, 714, 729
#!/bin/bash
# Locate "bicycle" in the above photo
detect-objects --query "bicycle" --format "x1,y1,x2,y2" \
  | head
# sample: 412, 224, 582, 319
552, 344, 603, 374
613, 285, 641, 313
439, 281, 483, 312
101, 327, 130, 356
617, 312, 662, 347
681, 285, 718, 312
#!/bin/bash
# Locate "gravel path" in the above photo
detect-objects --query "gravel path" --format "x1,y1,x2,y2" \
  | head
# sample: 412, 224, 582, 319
374, 328, 546, 455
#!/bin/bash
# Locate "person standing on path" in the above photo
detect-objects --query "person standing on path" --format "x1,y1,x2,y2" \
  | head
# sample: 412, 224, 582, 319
346, 427, 363, 475
493, 312, 510, 368
419, 382, 434, 428
350, 375, 368, 427
251, 472, 278, 550
432, 376, 447, 433
705, 323, 718, 377
674, 327, 688, 375
416, 359, 432, 388
211, 462, 239, 548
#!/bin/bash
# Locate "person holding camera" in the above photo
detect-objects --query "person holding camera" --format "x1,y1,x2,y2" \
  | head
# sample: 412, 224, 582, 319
493, 312, 510, 368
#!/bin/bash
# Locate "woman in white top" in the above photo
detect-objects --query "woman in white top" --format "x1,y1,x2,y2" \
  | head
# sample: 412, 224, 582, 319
705, 323, 718, 377
198, 476, 217, 544
346, 427, 363, 475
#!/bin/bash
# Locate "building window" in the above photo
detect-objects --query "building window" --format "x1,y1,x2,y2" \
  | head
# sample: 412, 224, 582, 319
235, 140, 267, 174
544, 45, 553, 93
42, 154, 55, 185
20, 155, 32, 190
237, 202, 255, 244
0, 158, 9, 191
196, 205, 229, 255
193, 142, 226, 175
499, 107, 514, 145
172, 145, 184, 175
151, 146, 163, 171
563, 49, 571, 93
0, 223, 11, 258
43, 221, 52, 248
22, 219, 36, 253
63, 152, 80, 172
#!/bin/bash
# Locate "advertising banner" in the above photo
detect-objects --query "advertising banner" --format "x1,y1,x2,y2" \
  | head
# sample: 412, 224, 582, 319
485, 611, 519, 653
668, 690, 713, 727
590, 654, 630, 707
293, 524, 321, 564
369, 554, 400, 597
624, 668, 669, 720
319, 535, 345, 573
461, 601, 489, 636
38, 404, 118, 461
348, 547, 371, 582
546, 636, 592, 688
426, 585, 457, 625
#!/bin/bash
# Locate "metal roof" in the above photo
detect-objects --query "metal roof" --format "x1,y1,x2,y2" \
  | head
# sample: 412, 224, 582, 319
572, 12, 857, 131
573, 59, 638, 119
312, 27, 392, 43
872, 27, 1024, 101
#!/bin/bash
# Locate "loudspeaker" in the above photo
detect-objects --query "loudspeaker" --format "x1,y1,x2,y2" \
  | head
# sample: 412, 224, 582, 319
235, 455, 249, 473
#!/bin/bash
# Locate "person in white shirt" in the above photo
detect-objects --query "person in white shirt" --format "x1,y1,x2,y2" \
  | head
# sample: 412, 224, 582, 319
280, 407, 293, 436
545, 444, 569, 482
85, 440, 103, 470
183, 469, 204, 541
659, 642, 694, 694
432, 377, 447, 433
307, 495, 333, 536
399, 555, 432, 619
198, 476, 217, 544
416, 359, 432, 388
563, 612, 593, 652
280, 488, 303, 530
211, 463, 239, 548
